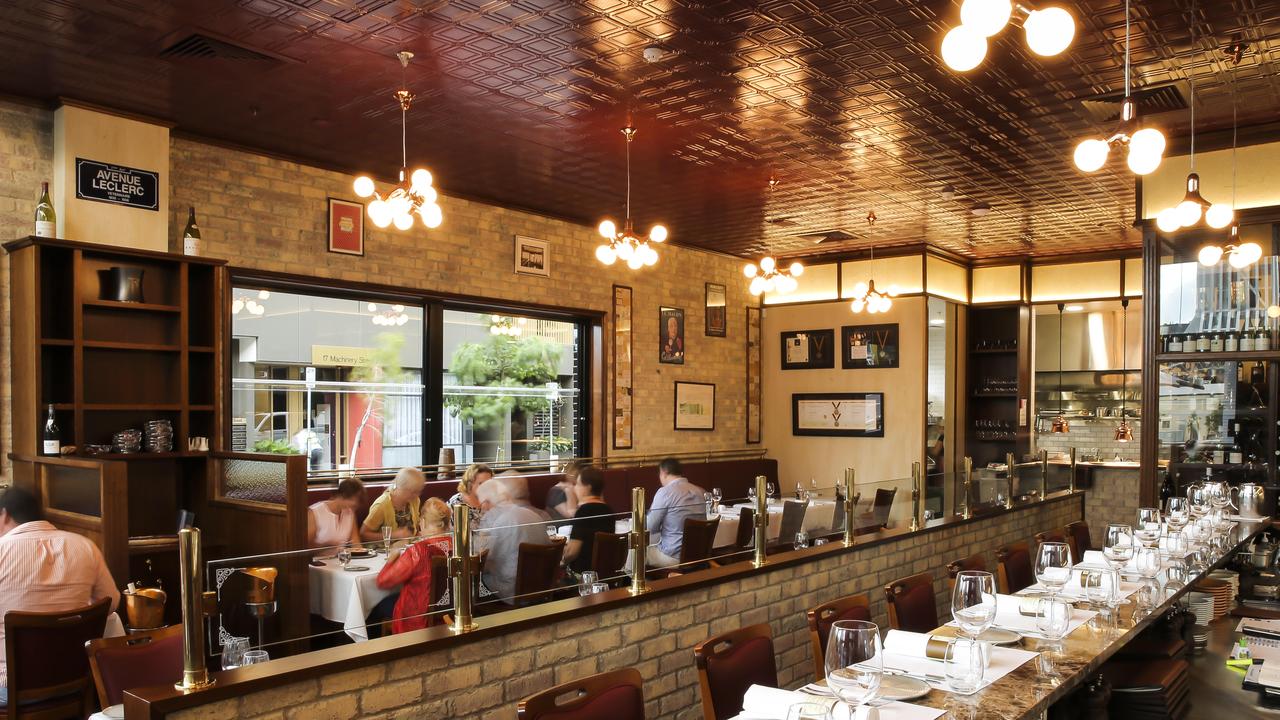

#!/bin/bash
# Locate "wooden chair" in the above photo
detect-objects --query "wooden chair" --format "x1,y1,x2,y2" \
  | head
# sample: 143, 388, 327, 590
590, 532, 630, 585
675, 516, 720, 572
805, 593, 871, 680
517, 667, 645, 720
1035, 527, 1068, 547
4, 597, 112, 719
829, 493, 859, 535
945, 553, 988, 591
693, 624, 778, 720
1066, 520, 1093, 558
854, 488, 897, 535
514, 541, 566, 607
995, 540, 1035, 595
884, 572, 939, 633
85, 623, 183, 708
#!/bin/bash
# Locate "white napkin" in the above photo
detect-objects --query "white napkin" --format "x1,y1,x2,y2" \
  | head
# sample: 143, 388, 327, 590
1024, 569, 1141, 600
1080, 550, 1108, 567
989, 595, 1096, 636
738, 685, 943, 720
880, 630, 1036, 696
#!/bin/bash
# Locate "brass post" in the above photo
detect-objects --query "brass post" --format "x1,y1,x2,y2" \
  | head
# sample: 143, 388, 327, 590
753, 475, 768, 567
629, 487, 647, 595
1004, 452, 1016, 509
910, 462, 922, 531
1039, 449, 1049, 500
175, 528, 213, 692
448, 504, 477, 632
1068, 447, 1078, 494
962, 456, 973, 520
842, 468, 856, 547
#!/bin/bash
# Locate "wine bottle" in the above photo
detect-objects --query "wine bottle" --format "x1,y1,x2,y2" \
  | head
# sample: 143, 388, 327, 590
1158, 471, 1174, 505
34, 182, 56, 238
181, 207, 201, 256
41, 404, 60, 456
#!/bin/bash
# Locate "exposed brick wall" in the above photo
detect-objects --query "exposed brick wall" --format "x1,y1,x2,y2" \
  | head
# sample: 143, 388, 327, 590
1082, 468, 1141, 544
168, 495, 1082, 720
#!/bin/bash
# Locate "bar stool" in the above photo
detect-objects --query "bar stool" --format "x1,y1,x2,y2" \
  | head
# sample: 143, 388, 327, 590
995, 541, 1035, 594
693, 624, 778, 720
884, 572, 939, 633
805, 593, 871, 680
517, 667, 645, 720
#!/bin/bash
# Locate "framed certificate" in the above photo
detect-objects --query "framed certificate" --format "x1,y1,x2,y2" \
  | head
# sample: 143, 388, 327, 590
791, 392, 885, 437
780, 329, 835, 370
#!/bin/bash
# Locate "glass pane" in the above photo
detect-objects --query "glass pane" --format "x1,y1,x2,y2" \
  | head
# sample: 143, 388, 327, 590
925, 298, 950, 515
1159, 359, 1271, 487
926, 256, 968, 302
972, 265, 1022, 303
765, 262, 838, 304
442, 310, 581, 464
1030, 260, 1122, 302
229, 288, 425, 472
840, 255, 923, 297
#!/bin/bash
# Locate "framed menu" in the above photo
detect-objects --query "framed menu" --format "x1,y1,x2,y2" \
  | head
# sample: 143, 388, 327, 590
791, 392, 885, 437
745, 306, 762, 444
780, 329, 835, 370
841, 323, 900, 369
612, 285, 633, 449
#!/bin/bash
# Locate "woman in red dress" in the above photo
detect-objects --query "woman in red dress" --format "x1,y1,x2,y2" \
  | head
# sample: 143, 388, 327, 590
375, 497, 452, 634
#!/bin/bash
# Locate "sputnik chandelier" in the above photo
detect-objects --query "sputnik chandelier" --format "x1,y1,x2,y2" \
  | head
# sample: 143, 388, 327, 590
1072, 0, 1166, 175
941, 0, 1076, 72
232, 289, 270, 316
745, 174, 804, 296
848, 246, 898, 314
352, 51, 443, 232
595, 123, 667, 269
1195, 39, 1258, 268
489, 315, 526, 337
368, 303, 409, 327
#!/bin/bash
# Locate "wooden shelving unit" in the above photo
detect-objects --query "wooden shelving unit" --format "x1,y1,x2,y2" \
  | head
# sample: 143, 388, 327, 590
965, 304, 1031, 468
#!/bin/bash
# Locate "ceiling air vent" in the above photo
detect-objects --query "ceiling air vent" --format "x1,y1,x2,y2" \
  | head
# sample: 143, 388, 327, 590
159, 32, 285, 63
797, 229, 857, 245
1076, 82, 1189, 124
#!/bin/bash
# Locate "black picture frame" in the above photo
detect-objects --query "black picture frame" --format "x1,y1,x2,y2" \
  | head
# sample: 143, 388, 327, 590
791, 392, 885, 437
659, 306, 685, 364
674, 381, 716, 431
779, 329, 835, 370
841, 323, 900, 369
705, 282, 727, 337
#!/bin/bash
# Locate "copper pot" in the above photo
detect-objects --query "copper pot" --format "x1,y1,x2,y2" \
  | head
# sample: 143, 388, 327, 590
123, 587, 167, 630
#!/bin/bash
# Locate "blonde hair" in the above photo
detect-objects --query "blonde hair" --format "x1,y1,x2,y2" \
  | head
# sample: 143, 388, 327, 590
420, 497, 451, 531
393, 466, 426, 492
458, 463, 494, 495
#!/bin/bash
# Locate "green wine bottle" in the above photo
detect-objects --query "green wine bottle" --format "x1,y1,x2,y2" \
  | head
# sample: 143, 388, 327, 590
34, 182, 55, 238
182, 206, 201, 256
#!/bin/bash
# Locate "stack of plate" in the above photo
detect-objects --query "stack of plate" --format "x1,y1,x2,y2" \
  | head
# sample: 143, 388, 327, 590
112, 429, 142, 454
144, 419, 173, 453
1208, 570, 1240, 600
1186, 593, 1214, 625
1191, 624, 1210, 654
1193, 578, 1234, 618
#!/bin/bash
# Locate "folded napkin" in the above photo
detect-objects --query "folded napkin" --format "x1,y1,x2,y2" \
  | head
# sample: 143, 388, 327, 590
1024, 569, 1141, 600
879, 630, 1036, 696
738, 685, 943, 720
990, 594, 1096, 636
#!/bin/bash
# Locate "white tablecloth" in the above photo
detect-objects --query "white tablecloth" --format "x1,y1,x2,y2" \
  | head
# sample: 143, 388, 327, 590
724, 500, 838, 544
308, 553, 391, 641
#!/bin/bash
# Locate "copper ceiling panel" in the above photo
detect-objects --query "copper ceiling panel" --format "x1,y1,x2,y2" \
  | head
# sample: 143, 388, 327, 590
0, 0, 1277, 260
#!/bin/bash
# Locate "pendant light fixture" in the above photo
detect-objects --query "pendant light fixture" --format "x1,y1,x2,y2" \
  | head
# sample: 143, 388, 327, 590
745, 173, 804, 295
353, 52, 443, 231
1072, 0, 1166, 175
849, 246, 899, 314
1195, 40, 1261, 268
941, 0, 1075, 72
1115, 299, 1134, 442
1050, 303, 1069, 433
595, 123, 666, 269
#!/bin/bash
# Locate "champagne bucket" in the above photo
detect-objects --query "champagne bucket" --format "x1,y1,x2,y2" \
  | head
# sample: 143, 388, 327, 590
123, 587, 167, 630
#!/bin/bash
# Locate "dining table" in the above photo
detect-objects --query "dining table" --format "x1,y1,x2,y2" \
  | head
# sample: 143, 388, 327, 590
307, 550, 392, 641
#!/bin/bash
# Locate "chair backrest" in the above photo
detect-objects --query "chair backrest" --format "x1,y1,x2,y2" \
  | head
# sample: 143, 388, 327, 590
1066, 521, 1092, 559
777, 501, 808, 544
945, 553, 988, 590
591, 532, 630, 581
693, 624, 778, 720
884, 572, 939, 633
679, 516, 721, 565
429, 554, 449, 610
85, 623, 184, 707
517, 667, 645, 720
1035, 528, 1067, 548
872, 488, 897, 527
733, 507, 754, 549
830, 495, 845, 532
6, 597, 112, 711
806, 593, 871, 681
995, 540, 1035, 594
515, 542, 564, 605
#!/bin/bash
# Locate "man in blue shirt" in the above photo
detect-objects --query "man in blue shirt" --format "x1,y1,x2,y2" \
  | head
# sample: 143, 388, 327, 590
645, 458, 706, 568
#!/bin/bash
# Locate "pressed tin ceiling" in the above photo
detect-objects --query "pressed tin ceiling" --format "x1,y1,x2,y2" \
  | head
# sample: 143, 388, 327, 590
1, 0, 1278, 261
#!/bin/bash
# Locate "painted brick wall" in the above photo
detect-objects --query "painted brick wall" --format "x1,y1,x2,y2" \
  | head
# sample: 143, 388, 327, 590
168, 495, 1082, 720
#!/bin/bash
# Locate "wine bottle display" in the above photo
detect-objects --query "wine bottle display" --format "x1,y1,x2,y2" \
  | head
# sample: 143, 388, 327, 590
34, 182, 56, 238
42, 404, 60, 456
182, 206, 202, 256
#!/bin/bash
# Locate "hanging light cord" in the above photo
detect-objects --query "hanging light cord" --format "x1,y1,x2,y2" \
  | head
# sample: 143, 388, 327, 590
1231, 51, 1238, 208
1188, 0, 1197, 170
1120, 300, 1128, 413
624, 129, 632, 224
1123, 0, 1131, 97
1058, 303, 1066, 417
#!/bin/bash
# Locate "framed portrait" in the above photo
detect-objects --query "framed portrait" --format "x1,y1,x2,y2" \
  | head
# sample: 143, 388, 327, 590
791, 392, 885, 437
659, 306, 685, 364
514, 235, 550, 277
745, 306, 762, 444
674, 381, 715, 431
705, 282, 727, 337
612, 285, 634, 449
327, 198, 364, 256
780, 329, 835, 370
841, 323, 900, 369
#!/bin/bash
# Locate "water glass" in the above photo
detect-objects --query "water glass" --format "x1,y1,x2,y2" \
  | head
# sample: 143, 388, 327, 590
951, 570, 997, 639
579, 571, 599, 596
590, 582, 609, 594
1135, 508, 1161, 547
1103, 524, 1133, 569
1133, 547, 1161, 608
824, 620, 882, 716
748, 486, 758, 504
1035, 598, 1072, 641
336, 547, 352, 568
786, 702, 833, 720
241, 649, 269, 665
220, 636, 249, 670
945, 638, 986, 693
794, 531, 809, 550
1082, 569, 1111, 609
1035, 542, 1072, 596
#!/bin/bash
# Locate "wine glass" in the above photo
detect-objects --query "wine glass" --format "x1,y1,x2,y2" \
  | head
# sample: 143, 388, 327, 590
241, 649, 269, 665
579, 571, 599, 597
824, 620, 882, 718
220, 636, 249, 670
712, 487, 723, 505
766, 482, 777, 500
1102, 524, 1133, 572
1035, 598, 1072, 643
1082, 569, 1108, 610
1035, 542, 1073, 597
1164, 497, 1189, 532
382, 525, 393, 554
1186, 485, 1209, 519
951, 570, 997, 640
785, 701, 833, 720
1134, 508, 1161, 548
794, 531, 809, 551
1133, 546, 1161, 610
747, 485, 757, 505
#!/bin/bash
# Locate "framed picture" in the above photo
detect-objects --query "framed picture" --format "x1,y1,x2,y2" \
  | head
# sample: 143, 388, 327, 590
514, 235, 550, 277
780, 329, 835, 370
659, 306, 685, 364
705, 282, 727, 337
841, 323, 900, 369
612, 285, 633, 449
745, 306, 762, 444
327, 198, 364, 256
674, 381, 716, 430
792, 392, 885, 437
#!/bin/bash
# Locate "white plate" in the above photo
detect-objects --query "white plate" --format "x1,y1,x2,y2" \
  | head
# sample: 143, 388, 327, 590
878, 674, 931, 701
976, 627, 1023, 645
343, 564, 371, 572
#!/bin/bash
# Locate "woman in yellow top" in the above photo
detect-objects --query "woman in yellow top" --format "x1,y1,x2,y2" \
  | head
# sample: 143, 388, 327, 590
360, 467, 425, 542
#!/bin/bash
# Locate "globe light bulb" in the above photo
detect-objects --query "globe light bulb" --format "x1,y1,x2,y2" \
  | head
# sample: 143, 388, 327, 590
626, 254, 644, 270
960, 0, 1012, 37
642, 244, 658, 266
1268, 304, 1280, 319
258, 289, 270, 300
750, 276, 765, 295
1073, 139, 1109, 172
1175, 200, 1203, 228
418, 186, 438, 204
369, 303, 378, 312
1126, 146, 1162, 176
941, 25, 987, 71
232, 299, 244, 314
744, 263, 758, 278
1024, 7, 1075, 57
598, 219, 617, 239
1129, 127, 1166, 158
410, 168, 432, 190
368, 200, 393, 228
649, 224, 668, 243
421, 202, 443, 229
882, 297, 894, 312
617, 241, 635, 261
1205, 204, 1233, 229
867, 300, 879, 314
887, 285, 901, 297
393, 211, 414, 231
388, 195, 411, 218
851, 299, 865, 313
760, 256, 777, 273
353, 175, 376, 198
596, 245, 617, 265
1155, 208, 1180, 233
762, 277, 776, 293
852, 281, 869, 297
778, 275, 797, 294
1197, 244, 1223, 267
789, 262, 804, 277
1240, 242, 1263, 264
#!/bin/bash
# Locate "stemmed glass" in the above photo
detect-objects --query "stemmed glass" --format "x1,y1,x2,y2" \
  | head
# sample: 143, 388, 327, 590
1186, 485, 1210, 520
1103, 524, 1134, 574
382, 525, 393, 554
951, 571, 997, 641
712, 487, 723, 509
1035, 542, 1073, 597
1164, 497, 1189, 533
766, 482, 778, 500
1133, 546, 1162, 611
747, 485, 758, 505
794, 531, 809, 550
825, 620, 882, 719
1134, 508, 1161, 548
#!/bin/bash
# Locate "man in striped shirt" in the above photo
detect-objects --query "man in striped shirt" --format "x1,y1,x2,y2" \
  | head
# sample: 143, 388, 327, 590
0, 487, 119, 706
